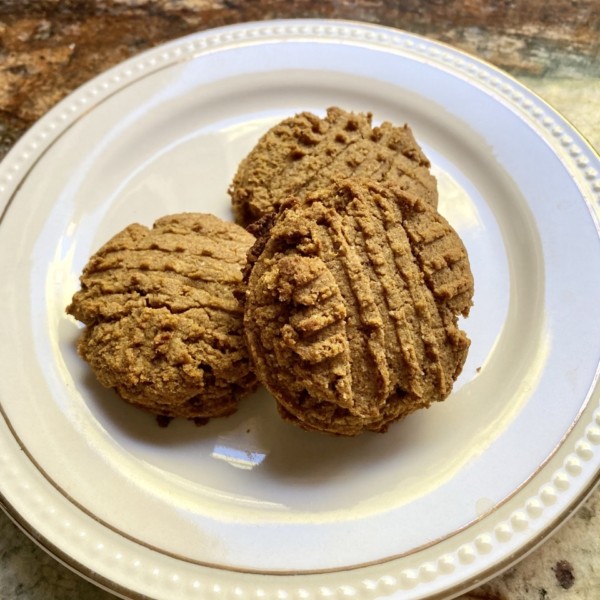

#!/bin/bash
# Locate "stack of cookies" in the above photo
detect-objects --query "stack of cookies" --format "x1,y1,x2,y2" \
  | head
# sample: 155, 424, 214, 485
68, 107, 474, 436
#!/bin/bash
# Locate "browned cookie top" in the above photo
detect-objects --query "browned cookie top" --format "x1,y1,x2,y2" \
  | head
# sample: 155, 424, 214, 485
229, 107, 438, 227
67, 213, 257, 422
243, 180, 473, 436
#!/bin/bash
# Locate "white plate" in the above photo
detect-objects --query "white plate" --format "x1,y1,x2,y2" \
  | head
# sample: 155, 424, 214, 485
1, 19, 599, 600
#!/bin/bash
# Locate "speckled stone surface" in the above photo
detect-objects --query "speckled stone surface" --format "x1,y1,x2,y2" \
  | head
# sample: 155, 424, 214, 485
1, 2, 599, 599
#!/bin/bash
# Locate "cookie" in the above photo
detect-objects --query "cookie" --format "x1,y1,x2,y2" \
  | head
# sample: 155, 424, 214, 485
243, 179, 473, 436
67, 213, 257, 423
229, 106, 438, 227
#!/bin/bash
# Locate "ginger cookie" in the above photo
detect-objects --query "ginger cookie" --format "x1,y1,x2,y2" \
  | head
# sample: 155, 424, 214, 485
229, 106, 438, 227
242, 179, 473, 436
67, 213, 257, 423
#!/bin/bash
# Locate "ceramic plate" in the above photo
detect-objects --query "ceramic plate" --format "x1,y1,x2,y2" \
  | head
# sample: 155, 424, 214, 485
0, 19, 599, 600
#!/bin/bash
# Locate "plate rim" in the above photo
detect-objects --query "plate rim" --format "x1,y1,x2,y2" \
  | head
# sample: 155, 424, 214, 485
1, 17, 600, 600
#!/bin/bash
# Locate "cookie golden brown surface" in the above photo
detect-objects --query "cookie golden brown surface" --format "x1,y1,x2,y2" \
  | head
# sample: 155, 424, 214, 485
242, 179, 473, 436
67, 213, 257, 422
229, 107, 438, 227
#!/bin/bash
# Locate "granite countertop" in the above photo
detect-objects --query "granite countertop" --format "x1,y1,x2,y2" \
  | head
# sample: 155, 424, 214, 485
1, 1, 599, 599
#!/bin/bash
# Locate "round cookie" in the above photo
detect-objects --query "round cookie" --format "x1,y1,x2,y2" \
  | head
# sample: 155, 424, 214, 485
243, 179, 473, 436
229, 106, 438, 227
67, 213, 257, 423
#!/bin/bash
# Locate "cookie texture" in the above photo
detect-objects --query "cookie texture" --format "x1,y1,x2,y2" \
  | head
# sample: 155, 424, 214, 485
243, 179, 473, 436
229, 106, 438, 227
67, 213, 257, 422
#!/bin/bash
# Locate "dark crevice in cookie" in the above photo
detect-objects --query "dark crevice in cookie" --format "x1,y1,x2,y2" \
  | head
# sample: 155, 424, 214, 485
156, 415, 173, 428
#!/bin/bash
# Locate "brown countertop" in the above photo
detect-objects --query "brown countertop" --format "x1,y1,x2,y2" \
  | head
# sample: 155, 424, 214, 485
1, 1, 599, 599
1, 0, 598, 159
